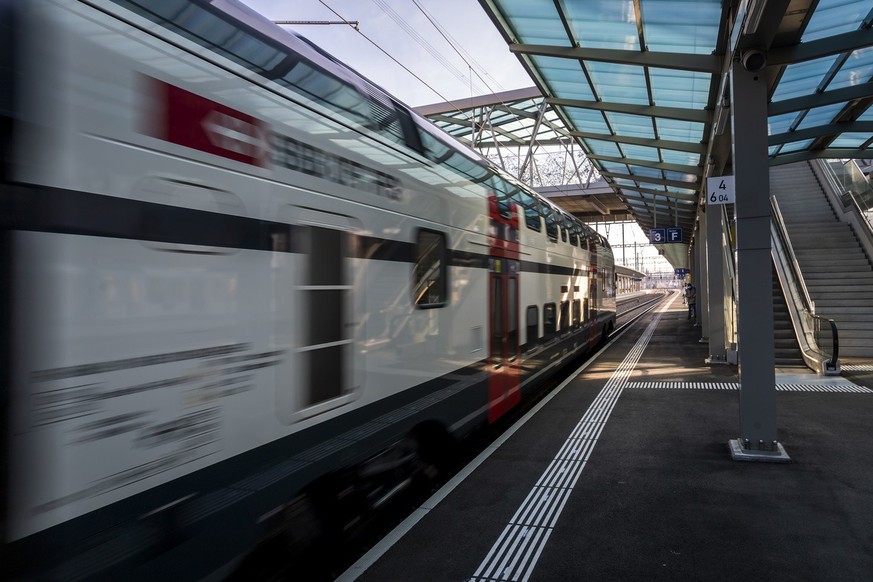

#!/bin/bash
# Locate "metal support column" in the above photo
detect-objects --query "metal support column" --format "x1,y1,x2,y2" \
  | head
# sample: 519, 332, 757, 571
728, 60, 789, 462
696, 212, 709, 335
705, 203, 728, 364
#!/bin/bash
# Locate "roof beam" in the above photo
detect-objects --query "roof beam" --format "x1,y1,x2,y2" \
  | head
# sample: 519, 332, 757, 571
508, 43, 721, 73
414, 86, 542, 116
547, 97, 709, 123
600, 170, 700, 190
769, 82, 873, 116
772, 148, 873, 166
571, 130, 705, 154
768, 28, 873, 66
588, 154, 702, 176
618, 186, 698, 202
769, 120, 873, 146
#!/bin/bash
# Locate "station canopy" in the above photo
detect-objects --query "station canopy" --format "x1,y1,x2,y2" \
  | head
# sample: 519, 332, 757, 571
417, 0, 873, 266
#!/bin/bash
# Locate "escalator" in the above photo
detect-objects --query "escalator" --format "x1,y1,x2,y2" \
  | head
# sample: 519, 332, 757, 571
772, 268, 804, 368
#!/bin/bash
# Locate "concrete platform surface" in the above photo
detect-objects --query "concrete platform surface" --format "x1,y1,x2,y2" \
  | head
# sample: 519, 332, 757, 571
345, 295, 873, 582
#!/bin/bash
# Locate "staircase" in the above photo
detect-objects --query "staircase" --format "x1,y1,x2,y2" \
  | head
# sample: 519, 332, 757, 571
770, 162, 873, 358
772, 268, 804, 367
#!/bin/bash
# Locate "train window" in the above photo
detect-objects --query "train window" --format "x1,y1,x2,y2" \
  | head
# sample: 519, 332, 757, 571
572, 299, 581, 327
359, 85, 405, 144
569, 225, 579, 247
512, 190, 542, 231
543, 303, 556, 336
494, 195, 512, 219
544, 209, 559, 242
559, 301, 570, 333
416, 126, 490, 183
413, 229, 447, 308
526, 305, 538, 343
278, 61, 371, 127
525, 208, 542, 231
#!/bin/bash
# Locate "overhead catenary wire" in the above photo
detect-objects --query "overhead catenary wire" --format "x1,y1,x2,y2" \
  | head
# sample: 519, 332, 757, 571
317, 0, 459, 107
371, 0, 486, 95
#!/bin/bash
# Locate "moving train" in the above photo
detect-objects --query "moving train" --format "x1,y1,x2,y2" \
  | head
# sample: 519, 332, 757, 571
0, 0, 615, 578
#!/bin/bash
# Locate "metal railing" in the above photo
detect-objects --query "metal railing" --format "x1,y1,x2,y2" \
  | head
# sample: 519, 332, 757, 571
770, 196, 839, 374
813, 158, 873, 262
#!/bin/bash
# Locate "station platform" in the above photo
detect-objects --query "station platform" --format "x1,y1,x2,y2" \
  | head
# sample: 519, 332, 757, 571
341, 293, 873, 581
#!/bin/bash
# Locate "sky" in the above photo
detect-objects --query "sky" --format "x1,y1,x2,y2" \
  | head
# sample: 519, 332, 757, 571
238, 0, 532, 108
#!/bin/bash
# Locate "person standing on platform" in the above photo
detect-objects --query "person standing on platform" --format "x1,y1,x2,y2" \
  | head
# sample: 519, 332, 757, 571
687, 285, 697, 321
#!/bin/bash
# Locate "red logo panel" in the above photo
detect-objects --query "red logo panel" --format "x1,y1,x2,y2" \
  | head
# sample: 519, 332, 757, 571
147, 78, 269, 167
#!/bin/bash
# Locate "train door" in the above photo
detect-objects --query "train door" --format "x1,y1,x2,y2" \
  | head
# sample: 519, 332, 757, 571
589, 266, 600, 345
488, 260, 520, 422
275, 206, 361, 424
486, 194, 520, 423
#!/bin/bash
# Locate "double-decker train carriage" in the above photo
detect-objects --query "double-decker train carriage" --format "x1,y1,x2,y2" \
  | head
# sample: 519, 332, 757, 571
0, 0, 615, 578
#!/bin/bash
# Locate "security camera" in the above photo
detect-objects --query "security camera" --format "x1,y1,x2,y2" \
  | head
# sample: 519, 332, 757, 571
741, 49, 766, 72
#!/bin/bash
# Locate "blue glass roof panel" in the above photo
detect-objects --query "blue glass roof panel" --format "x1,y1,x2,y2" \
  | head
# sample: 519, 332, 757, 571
629, 167, 664, 179
661, 149, 700, 167
663, 171, 699, 183
585, 61, 649, 105
828, 47, 873, 91
531, 56, 596, 101
605, 112, 655, 139
656, 118, 705, 143
634, 182, 667, 191
597, 160, 630, 174
796, 103, 845, 130
771, 55, 840, 102
801, 0, 871, 42
640, 0, 721, 54
562, 0, 640, 50
779, 139, 816, 154
830, 133, 871, 148
565, 108, 611, 134
585, 140, 624, 158
665, 186, 699, 195
497, 0, 567, 45
768, 112, 798, 135
621, 143, 661, 161
650, 68, 711, 109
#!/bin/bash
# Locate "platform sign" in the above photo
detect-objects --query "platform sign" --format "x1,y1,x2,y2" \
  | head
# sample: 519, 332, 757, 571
666, 227, 683, 243
707, 175, 735, 205
675, 268, 689, 276
649, 228, 666, 244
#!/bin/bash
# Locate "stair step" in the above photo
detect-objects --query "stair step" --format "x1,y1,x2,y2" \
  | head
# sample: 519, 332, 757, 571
835, 329, 873, 339
813, 299, 870, 313
798, 259, 871, 268
804, 271, 873, 280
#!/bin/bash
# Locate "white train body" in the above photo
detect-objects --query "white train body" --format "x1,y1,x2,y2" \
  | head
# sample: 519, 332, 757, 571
1, 1, 615, 578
